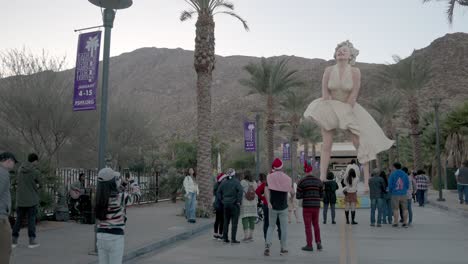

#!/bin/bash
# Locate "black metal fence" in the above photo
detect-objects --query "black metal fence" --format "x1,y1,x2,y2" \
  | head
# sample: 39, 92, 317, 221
54, 168, 164, 204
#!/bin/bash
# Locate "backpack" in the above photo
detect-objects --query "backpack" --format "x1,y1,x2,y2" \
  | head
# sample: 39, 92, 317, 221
245, 184, 256, 201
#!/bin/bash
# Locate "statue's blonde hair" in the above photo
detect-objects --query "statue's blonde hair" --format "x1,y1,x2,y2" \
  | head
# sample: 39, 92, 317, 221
334, 40, 359, 65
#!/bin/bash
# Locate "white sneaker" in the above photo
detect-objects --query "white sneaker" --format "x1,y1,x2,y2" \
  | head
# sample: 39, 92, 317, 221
12, 237, 18, 248
28, 238, 40, 249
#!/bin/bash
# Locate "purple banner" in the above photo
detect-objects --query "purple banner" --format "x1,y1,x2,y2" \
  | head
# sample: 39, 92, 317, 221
283, 142, 291, 160
244, 121, 256, 152
300, 151, 304, 164
73, 31, 101, 111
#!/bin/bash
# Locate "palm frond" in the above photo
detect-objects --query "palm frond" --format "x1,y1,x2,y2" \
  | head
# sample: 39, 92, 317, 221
211, 0, 234, 11
446, 0, 457, 24
184, 0, 201, 11
385, 55, 430, 96
182, 0, 248, 31
269, 59, 304, 95
298, 119, 321, 143
214, 11, 249, 30
279, 90, 311, 116
367, 95, 402, 123
422, 0, 461, 24
239, 58, 271, 95
180, 10, 196, 21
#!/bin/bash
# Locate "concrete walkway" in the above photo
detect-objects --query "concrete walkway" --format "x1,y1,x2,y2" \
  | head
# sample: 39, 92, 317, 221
427, 188, 468, 218
130, 205, 468, 264
10, 201, 212, 264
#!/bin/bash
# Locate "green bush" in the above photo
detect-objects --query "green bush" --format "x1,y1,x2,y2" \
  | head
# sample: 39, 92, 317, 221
432, 168, 458, 190
159, 168, 184, 201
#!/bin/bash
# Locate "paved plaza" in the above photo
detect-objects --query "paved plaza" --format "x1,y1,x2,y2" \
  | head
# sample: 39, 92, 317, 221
131, 194, 468, 264
8, 190, 468, 264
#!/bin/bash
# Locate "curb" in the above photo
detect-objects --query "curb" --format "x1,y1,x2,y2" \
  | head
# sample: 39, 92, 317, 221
88, 221, 213, 264
426, 200, 468, 218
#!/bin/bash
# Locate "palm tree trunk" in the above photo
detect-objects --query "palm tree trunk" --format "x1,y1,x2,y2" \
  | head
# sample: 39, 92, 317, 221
303, 140, 309, 164
195, 72, 213, 208
386, 121, 396, 168
312, 142, 317, 161
376, 154, 382, 171
291, 115, 300, 181
194, 11, 215, 212
408, 98, 423, 170
266, 95, 274, 166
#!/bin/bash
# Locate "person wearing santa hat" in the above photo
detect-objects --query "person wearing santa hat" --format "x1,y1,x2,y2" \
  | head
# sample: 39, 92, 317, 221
213, 173, 228, 240
296, 160, 324, 252
264, 158, 294, 256
256, 173, 282, 242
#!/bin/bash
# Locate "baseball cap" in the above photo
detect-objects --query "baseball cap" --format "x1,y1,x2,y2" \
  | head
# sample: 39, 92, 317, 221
0, 152, 18, 163
97, 168, 120, 182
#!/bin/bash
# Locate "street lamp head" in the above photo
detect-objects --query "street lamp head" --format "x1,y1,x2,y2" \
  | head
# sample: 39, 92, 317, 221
89, 0, 132, 9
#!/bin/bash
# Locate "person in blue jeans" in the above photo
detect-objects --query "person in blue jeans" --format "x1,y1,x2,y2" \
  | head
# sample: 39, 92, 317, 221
379, 171, 392, 224
455, 160, 468, 204
183, 168, 199, 223
415, 170, 429, 207
368, 169, 385, 227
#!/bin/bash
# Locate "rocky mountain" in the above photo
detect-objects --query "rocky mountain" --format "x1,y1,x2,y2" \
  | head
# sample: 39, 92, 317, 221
2, 33, 468, 167
102, 33, 468, 145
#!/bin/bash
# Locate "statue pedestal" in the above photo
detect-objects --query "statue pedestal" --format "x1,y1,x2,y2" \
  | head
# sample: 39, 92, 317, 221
322, 181, 370, 209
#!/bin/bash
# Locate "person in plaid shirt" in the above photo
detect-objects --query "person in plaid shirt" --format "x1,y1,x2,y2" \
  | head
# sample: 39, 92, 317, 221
414, 170, 429, 207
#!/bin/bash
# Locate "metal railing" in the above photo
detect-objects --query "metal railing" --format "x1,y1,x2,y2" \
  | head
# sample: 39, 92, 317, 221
54, 168, 162, 204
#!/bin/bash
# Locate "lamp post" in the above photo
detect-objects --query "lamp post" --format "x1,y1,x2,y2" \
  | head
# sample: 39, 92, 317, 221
250, 109, 263, 181
88, 0, 132, 254
431, 97, 445, 202
88, 0, 133, 170
395, 130, 400, 162
255, 113, 261, 181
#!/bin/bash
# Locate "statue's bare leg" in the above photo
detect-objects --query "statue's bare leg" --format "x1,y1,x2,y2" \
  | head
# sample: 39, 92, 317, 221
351, 133, 369, 191
320, 129, 334, 181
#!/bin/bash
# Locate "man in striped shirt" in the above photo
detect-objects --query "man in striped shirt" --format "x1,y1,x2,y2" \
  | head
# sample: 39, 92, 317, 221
296, 161, 323, 252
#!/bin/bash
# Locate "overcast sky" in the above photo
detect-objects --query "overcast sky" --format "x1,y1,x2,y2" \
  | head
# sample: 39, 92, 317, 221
2, 0, 468, 67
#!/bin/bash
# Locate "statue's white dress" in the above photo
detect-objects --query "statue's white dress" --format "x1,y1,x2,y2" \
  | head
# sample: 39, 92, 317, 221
303, 64, 394, 163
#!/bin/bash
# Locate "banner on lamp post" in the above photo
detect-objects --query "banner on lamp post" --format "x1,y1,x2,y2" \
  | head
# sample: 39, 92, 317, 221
73, 31, 102, 111
244, 121, 256, 152
300, 151, 305, 164
283, 142, 291, 160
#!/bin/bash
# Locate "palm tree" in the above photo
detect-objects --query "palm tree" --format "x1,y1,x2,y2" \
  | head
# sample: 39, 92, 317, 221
279, 90, 309, 180
367, 95, 402, 166
298, 119, 321, 165
384, 55, 430, 170
240, 58, 304, 166
423, 0, 468, 24
180, 0, 248, 209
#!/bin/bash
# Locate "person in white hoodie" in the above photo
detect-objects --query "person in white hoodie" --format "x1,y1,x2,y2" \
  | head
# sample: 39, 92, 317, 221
183, 168, 199, 223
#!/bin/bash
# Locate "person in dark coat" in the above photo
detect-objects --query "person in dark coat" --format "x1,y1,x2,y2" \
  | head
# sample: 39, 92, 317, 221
213, 173, 228, 240
368, 169, 386, 227
12, 153, 41, 248
323, 171, 339, 224
217, 168, 243, 244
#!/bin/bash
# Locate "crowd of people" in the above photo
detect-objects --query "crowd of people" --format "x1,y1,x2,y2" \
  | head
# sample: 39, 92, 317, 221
205, 158, 438, 256
1, 149, 467, 263
0, 151, 142, 264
